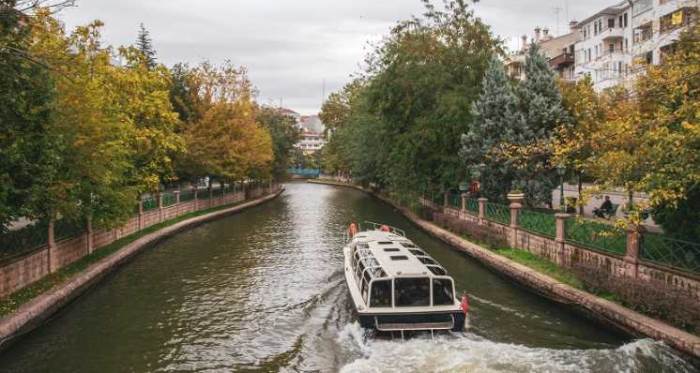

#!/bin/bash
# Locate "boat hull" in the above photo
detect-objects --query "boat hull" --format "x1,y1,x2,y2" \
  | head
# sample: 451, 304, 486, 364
356, 311, 466, 332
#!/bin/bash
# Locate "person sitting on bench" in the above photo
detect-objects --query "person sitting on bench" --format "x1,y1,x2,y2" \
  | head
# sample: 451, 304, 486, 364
593, 196, 614, 218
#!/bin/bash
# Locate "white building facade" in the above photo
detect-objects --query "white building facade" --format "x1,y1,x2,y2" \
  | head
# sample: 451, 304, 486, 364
574, 0, 697, 91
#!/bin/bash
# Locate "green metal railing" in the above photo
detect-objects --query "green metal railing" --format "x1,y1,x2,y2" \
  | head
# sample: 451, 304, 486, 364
641, 234, 700, 274
162, 193, 177, 207
142, 197, 158, 211
180, 190, 196, 202
449, 193, 461, 209
485, 202, 510, 225
518, 209, 556, 238
565, 219, 626, 255
466, 198, 479, 214
1, 219, 85, 258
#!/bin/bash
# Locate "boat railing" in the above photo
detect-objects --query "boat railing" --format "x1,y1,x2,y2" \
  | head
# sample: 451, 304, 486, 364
362, 221, 406, 237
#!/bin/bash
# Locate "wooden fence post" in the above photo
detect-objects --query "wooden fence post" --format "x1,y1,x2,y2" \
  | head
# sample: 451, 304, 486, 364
138, 199, 144, 230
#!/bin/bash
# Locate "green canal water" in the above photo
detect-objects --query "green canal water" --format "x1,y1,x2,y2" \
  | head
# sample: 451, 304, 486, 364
0, 183, 695, 372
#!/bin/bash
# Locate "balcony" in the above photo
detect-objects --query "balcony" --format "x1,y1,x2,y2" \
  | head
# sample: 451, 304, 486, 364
599, 27, 625, 41
549, 53, 575, 68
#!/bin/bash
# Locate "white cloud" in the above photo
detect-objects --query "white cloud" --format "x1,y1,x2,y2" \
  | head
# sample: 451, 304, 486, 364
57, 0, 614, 114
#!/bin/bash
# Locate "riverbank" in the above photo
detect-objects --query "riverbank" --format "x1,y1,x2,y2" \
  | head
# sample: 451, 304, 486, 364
307, 179, 700, 358
0, 188, 284, 351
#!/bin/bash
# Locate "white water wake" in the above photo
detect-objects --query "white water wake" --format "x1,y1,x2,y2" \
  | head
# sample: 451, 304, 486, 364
336, 323, 693, 373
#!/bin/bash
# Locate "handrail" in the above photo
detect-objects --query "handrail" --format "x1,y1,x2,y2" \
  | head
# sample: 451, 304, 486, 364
363, 221, 406, 237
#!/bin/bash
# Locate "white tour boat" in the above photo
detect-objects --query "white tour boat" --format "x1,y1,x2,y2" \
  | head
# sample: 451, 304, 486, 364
343, 222, 468, 333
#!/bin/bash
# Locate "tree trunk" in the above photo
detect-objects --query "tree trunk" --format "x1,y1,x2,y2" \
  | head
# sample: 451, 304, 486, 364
578, 173, 584, 216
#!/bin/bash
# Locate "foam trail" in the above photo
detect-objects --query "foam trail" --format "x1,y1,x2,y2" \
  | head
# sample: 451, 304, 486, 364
336, 324, 694, 373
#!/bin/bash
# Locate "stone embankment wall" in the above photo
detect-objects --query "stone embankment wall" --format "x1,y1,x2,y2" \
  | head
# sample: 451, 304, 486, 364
428, 198, 700, 300
0, 185, 277, 299
308, 178, 700, 357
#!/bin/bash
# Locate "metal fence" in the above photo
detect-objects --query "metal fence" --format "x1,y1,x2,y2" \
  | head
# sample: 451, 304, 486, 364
180, 190, 196, 202
518, 209, 556, 238
485, 202, 510, 225
466, 198, 479, 214
162, 193, 177, 207
142, 196, 158, 211
565, 218, 626, 255
0, 219, 85, 259
642, 234, 700, 274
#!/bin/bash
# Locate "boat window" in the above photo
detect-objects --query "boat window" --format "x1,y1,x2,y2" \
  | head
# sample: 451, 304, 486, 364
394, 278, 430, 307
409, 249, 426, 256
370, 280, 392, 307
401, 242, 417, 248
356, 262, 365, 281
361, 272, 371, 300
378, 241, 393, 245
383, 248, 400, 252
418, 257, 437, 265
390, 255, 409, 261
427, 265, 447, 276
433, 278, 454, 306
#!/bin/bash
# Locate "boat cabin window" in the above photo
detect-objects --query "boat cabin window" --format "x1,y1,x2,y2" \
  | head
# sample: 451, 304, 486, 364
394, 278, 430, 307
432, 278, 454, 306
383, 248, 400, 252
378, 241, 394, 245
390, 255, 409, 261
409, 249, 426, 256
427, 265, 447, 276
417, 256, 437, 266
400, 242, 417, 248
369, 280, 392, 307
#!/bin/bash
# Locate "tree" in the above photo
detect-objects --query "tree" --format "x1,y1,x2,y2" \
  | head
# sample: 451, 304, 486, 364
0, 0, 56, 230
257, 107, 301, 179
460, 55, 522, 201
495, 44, 568, 205
554, 75, 605, 212
353, 0, 499, 193
135, 23, 156, 69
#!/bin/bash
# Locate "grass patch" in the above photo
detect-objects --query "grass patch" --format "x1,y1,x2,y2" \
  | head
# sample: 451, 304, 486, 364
0, 198, 258, 318
491, 247, 583, 289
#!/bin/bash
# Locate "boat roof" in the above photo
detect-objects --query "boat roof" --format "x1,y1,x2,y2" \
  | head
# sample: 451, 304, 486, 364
351, 230, 449, 278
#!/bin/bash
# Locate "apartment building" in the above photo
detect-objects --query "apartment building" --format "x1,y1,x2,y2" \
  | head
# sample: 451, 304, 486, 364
574, 0, 697, 91
574, 1, 633, 91
506, 26, 579, 81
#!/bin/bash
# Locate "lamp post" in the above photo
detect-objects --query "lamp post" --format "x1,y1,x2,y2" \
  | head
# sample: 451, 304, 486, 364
557, 163, 567, 212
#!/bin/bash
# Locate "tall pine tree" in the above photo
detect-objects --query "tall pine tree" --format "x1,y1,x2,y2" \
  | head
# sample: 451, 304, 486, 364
136, 23, 156, 68
512, 43, 568, 205
460, 55, 522, 201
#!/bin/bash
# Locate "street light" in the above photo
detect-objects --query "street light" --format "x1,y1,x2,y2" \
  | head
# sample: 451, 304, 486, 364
557, 163, 567, 212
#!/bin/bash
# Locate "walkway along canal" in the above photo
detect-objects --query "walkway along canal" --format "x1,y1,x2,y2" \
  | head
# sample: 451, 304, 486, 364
0, 183, 696, 372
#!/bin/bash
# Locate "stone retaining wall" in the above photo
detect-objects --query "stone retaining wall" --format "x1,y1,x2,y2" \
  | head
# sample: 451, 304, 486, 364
0, 186, 267, 299
307, 179, 700, 358
0, 188, 283, 351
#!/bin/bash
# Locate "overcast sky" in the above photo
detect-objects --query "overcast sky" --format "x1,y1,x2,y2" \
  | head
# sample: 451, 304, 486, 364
58, 0, 614, 114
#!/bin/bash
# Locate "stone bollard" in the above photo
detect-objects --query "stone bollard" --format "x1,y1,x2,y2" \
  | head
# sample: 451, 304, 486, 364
158, 193, 164, 223
555, 213, 571, 266
461, 193, 468, 212
47, 218, 59, 274
477, 198, 488, 225
86, 215, 94, 255
137, 199, 144, 231
507, 193, 524, 248
624, 224, 644, 278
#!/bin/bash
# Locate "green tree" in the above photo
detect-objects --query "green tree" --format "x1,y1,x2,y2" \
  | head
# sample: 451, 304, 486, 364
460, 55, 521, 201
135, 23, 156, 69
256, 107, 301, 179
0, 0, 57, 230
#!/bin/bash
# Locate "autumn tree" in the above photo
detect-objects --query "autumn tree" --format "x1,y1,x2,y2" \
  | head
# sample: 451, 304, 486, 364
257, 107, 301, 179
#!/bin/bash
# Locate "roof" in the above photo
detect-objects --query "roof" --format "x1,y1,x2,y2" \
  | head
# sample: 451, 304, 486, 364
352, 231, 448, 278
578, 1, 630, 26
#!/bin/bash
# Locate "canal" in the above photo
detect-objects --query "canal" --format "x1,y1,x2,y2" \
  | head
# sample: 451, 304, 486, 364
0, 183, 695, 372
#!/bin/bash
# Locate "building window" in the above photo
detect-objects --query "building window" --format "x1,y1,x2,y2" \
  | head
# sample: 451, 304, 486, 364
634, 22, 653, 43
660, 8, 697, 34
624, 13, 628, 28
608, 18, 615, 29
